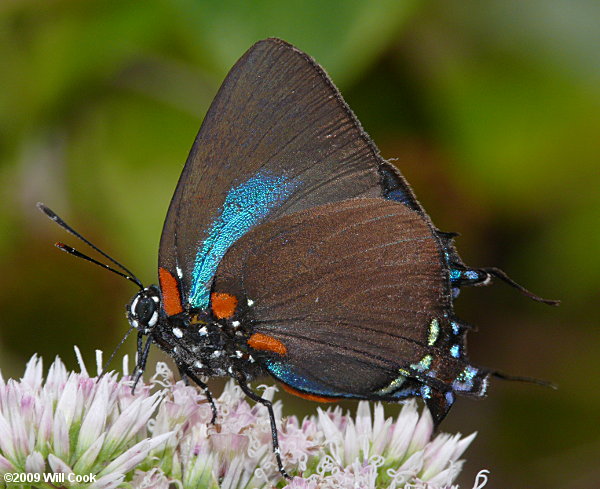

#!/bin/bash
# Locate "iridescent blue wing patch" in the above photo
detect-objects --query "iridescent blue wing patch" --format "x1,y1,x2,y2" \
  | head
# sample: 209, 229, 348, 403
188, 171, 298, 309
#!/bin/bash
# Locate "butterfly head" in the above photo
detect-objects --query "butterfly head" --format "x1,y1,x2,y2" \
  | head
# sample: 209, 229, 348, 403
128, 285, 161, 333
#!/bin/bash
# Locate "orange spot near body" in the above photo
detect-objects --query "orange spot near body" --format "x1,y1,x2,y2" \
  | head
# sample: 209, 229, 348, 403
248, 333, 287, 355
159, 267, 183, 316
280, 383, 338, 403
211, 292, 238, 319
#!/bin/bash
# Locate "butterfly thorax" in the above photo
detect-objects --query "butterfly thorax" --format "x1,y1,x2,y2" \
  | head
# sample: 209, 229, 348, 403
127, 286, 263, 380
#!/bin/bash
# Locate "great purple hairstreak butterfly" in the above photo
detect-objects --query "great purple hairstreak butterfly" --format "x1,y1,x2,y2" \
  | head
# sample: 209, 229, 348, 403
39, 38, 558, 478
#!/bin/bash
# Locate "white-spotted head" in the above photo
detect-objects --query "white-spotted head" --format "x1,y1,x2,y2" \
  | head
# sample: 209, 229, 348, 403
127, 285, 160, 332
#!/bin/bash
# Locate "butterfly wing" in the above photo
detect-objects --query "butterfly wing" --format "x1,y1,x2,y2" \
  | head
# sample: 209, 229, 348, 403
158, 38, 423, 310
213, 198, 486, 401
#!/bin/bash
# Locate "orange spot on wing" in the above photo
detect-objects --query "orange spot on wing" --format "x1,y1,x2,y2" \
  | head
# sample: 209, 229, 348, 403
211, 292, 238, 319
248, 333, 287, 355
159, 267, 183, 316
280, 383, 338, 403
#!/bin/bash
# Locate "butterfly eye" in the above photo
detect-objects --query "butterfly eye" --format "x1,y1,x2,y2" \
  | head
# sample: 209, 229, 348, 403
129, 293, 159, 328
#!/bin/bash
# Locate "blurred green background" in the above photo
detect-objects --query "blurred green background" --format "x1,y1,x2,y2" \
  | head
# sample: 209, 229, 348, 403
1, 1, 598, 487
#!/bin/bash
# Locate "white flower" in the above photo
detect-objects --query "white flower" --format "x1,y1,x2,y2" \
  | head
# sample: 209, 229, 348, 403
306, 401, 474, 489
0, 348, 172, 487
0, 350, 479, 488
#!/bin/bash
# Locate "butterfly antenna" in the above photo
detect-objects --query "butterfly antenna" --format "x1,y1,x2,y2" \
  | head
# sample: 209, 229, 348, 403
54, 242, 143, 288
97, 325, 136, 381
37, 203, 143, 289
492, 371, 557, 390
480, 267, 560, 306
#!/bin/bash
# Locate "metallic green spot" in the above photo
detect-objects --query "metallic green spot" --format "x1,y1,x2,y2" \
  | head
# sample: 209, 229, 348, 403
457, 366, 477, 382
376, 374, 407, 395
412, 354, 433, 372
452, 365, 479, 392
428, 318, 440, 346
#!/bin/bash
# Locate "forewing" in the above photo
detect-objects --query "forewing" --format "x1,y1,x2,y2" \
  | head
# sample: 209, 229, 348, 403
158, 38, 422, 310
213, 198, 456, 397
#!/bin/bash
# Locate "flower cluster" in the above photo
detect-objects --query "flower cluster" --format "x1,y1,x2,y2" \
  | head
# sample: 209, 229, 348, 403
0, 349, 477, 488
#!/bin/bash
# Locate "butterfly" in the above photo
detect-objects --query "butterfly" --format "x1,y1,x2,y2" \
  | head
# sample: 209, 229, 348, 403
40, 38, 557, 478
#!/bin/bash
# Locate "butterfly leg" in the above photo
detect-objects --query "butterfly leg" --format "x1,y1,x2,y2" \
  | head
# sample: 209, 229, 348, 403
177, 365, 190, 386
97, 325, 136, 381
180, 367, 218, 424
132, 332, 152, 394
236, 373, 290, 479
